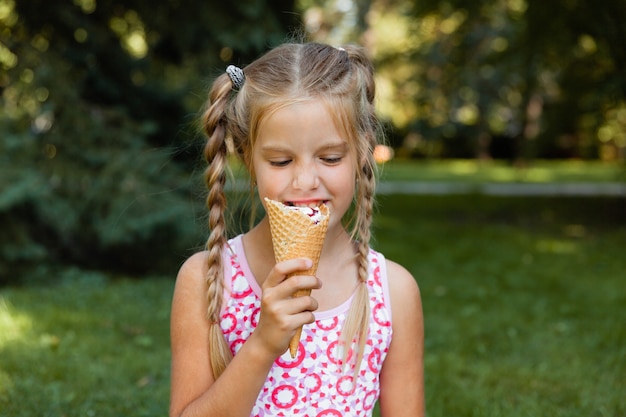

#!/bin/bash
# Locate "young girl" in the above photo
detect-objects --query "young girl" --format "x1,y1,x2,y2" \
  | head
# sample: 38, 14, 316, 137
169, 42, 424, 417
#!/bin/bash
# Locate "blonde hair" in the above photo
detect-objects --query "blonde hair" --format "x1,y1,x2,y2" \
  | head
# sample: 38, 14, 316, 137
201, 43, 379, 380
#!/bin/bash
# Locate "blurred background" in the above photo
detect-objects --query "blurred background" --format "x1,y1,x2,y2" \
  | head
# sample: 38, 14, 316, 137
0, 0, 624, 416
1, 0, 624, 279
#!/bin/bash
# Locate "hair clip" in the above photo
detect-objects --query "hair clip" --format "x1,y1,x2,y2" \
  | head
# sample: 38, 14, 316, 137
226, 65, 245, 89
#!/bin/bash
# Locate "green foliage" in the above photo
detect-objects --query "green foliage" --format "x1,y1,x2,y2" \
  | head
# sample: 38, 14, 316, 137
0, 0, 297, 282
0, 54, 201, 278
369, 0, 626, 160
1, 195, 624, 416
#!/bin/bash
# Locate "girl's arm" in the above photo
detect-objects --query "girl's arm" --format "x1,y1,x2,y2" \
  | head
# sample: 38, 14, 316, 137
169, 252, 320, 417
378, 260, 425, 417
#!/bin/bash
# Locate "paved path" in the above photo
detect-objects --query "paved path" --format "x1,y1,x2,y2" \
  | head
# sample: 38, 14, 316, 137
226, 180, 626, 196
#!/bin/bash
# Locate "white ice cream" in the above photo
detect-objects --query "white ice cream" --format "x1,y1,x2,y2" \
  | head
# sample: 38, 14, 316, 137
283, 205, 326, 224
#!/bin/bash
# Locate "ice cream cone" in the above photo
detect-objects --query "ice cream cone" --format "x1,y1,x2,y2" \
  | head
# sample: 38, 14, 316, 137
264, 197, 330, 358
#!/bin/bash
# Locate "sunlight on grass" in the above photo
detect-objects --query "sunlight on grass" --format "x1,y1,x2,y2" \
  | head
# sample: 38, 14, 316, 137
0, 274, 173, 416
0, 296, 32, 347
0, 297, 31, 399
449, 159, 478, 175
535, 239, 579, 254
380, 158, 625, 183
523, 167, 554, 182
490, 165, 517, 181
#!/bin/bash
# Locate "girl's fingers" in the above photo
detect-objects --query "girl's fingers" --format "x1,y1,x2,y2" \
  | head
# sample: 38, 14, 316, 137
252, 259, 322, 357
260, 275, 321, 319
288, 291, 319, 314
275, 257, 312, 277
263, 258, 316, 289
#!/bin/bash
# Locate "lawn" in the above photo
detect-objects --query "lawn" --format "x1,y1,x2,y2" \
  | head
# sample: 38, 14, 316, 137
379, 159, 625, 183
0, 270, 172, 416
374, 194, 625, 417
1, 192, 625, 416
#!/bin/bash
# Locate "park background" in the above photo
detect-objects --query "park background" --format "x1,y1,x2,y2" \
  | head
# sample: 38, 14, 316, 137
0, 0, 624, 416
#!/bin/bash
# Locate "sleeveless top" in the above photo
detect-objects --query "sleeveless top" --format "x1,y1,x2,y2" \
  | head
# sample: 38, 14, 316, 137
219, 235, 393, 417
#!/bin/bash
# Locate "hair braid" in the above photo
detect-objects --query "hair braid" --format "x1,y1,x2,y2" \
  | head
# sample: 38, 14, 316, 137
341, 146, 377, 369
202, 75, 235, 379
338, 45, 380, 374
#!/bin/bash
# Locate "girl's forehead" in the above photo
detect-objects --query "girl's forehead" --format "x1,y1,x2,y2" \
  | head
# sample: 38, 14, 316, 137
250, 96, 360, 155
257, 100, 326, 131
256, 102, 343, 144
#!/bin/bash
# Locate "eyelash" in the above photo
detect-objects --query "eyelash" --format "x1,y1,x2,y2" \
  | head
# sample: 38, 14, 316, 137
269, 156, 343, 167
322, 156, 342, 164
270, 160, 291, 167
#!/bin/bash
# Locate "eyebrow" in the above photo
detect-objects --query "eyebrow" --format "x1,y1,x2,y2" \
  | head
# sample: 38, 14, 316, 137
260, 141, 349, 153
322, 142, 349, 151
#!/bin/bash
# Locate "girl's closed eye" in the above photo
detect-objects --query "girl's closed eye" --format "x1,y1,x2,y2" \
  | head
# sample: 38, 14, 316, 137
269, 159, 291, 167
319, 142, 349, 165
320, 155, 343, 165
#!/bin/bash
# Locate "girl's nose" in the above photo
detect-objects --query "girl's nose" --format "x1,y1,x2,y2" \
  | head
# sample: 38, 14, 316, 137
292, 163, 320, 190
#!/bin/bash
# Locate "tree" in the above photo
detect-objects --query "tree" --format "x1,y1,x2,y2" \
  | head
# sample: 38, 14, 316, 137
0, 0, 299, 283
367, 0, 626, 161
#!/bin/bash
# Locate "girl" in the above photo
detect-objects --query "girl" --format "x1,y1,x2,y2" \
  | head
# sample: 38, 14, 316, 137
170, 42, 424, 417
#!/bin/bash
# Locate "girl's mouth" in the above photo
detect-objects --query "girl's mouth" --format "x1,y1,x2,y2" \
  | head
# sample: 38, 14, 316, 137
285, 200, 327, 208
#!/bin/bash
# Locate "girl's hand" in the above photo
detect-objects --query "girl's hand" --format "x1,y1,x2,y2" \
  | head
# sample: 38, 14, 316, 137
250, 258, 322, 358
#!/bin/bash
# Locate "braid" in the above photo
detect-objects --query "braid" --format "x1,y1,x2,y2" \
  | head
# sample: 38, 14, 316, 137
202, 75, 235, 379
341, 149, 377, 372
338, 45, 380, 375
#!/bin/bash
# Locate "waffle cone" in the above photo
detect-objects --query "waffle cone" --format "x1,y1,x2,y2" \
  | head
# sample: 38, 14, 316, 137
264, 198, 330, 358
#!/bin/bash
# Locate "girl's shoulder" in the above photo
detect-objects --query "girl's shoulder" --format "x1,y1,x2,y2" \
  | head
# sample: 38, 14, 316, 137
384, 257, 416, 284
383, 257, 422, 312
177, 251, 209, 281
174, 251, 213, 300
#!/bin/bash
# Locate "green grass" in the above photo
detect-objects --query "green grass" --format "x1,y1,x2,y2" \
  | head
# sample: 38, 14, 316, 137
1, 195, 625, 416
374, 195, 625, 416
0, 270, 173, 416
379, 159, 626, 183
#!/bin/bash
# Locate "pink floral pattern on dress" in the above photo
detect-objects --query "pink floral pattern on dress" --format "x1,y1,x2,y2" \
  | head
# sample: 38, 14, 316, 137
220, 236, 393, 417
